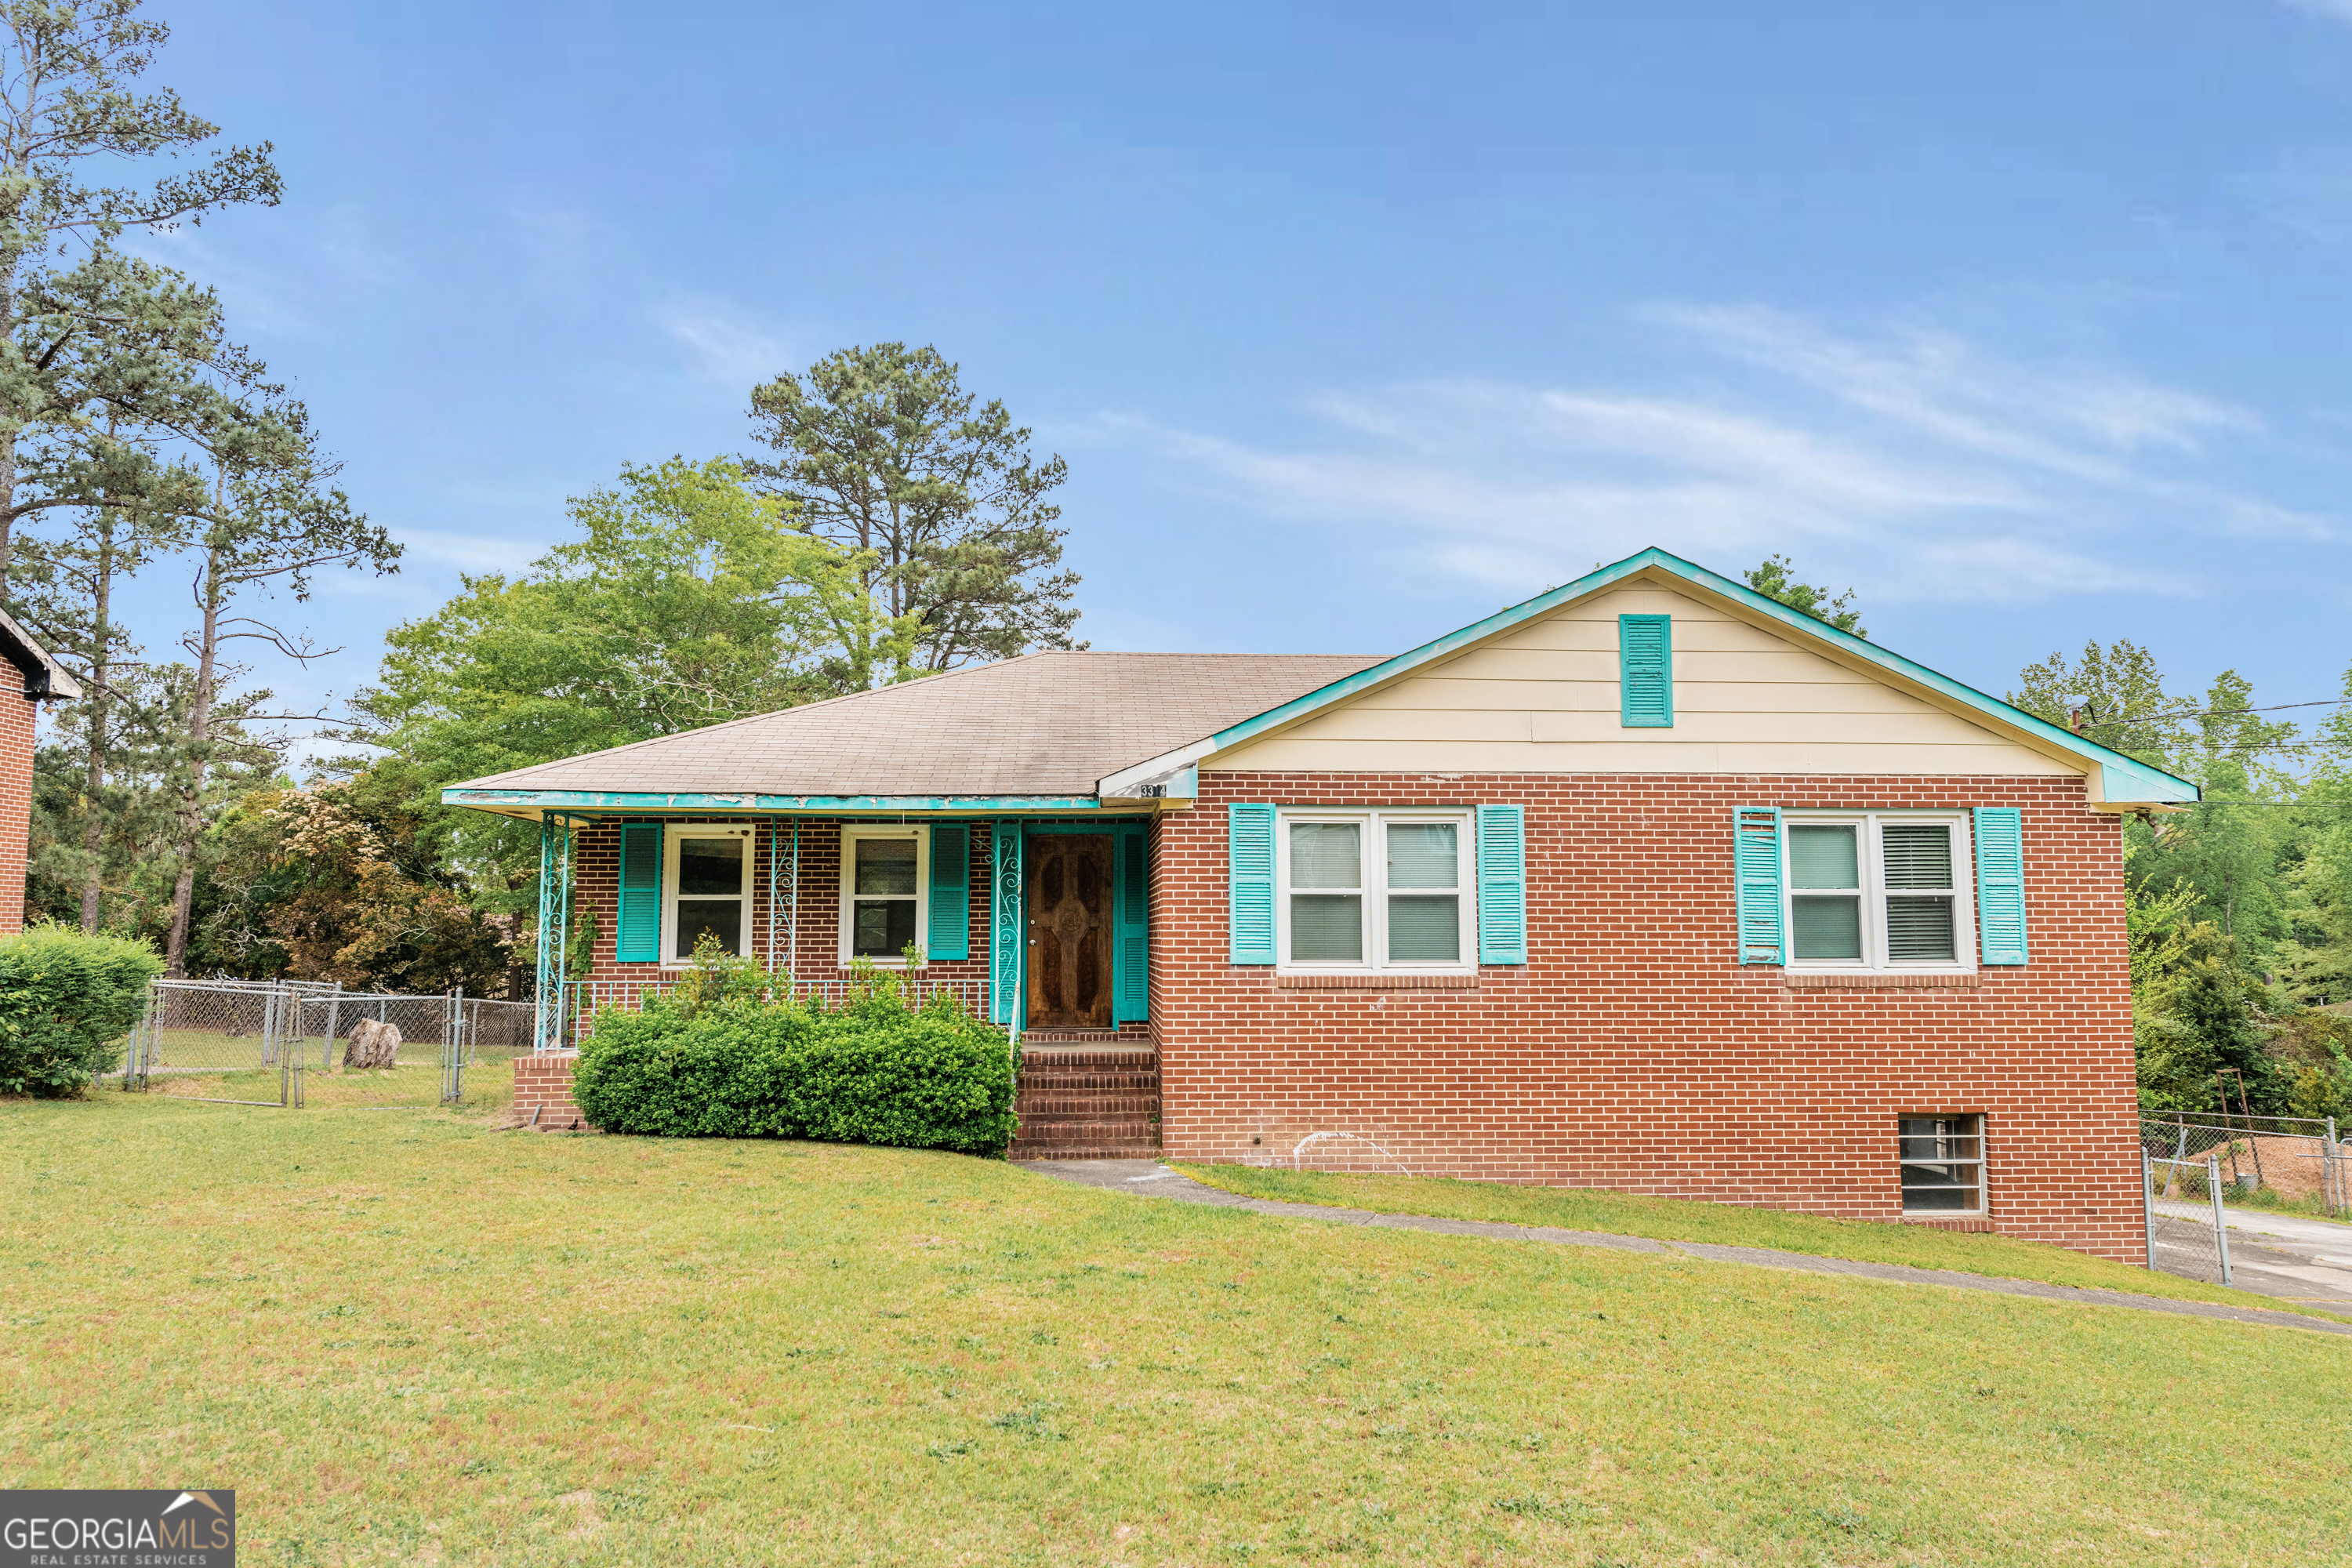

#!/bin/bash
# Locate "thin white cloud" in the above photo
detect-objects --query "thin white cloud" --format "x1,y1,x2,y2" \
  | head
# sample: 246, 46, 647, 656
391, 526, 547, 575
1646, 304, 2254, 470
2282, 1, 2352, 20
1094, 305, 2323, 604
653, 296, 800, 388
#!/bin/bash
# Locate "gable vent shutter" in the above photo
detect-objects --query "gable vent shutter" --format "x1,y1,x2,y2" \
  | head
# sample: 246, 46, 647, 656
1114, 824, 1150, 1022
1733, 808, 1783, 964
1620, 614, 1673, 728
1229, 804, 1276, 964
1973, 807, 2029, 965
927, 823, 970, 960
1476, 804, 1527, 965
615, 823, 663, 962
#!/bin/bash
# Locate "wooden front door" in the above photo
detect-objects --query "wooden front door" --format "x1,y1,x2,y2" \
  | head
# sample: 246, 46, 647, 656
1027, 834, 1113, 1030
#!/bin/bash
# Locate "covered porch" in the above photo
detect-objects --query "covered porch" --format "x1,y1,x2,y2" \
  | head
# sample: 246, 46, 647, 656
521, 807, 1157, 1062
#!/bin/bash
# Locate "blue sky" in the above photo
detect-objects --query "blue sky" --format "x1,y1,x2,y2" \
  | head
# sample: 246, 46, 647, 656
111, 1, 2352, 752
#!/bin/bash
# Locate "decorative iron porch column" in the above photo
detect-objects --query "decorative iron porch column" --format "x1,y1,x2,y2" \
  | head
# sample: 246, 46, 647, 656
991, 820, 1024, 1040
532, 814, 575, 1051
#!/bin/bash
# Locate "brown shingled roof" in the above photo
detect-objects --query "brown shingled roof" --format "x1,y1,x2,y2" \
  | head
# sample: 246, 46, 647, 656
452, 650, 1385, 798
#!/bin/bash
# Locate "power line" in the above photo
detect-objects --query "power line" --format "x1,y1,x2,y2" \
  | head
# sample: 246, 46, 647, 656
2075, 697, 2350, 730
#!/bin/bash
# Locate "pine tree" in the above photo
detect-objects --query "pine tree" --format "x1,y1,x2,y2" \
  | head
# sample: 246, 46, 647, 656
746, 343, 1082, 682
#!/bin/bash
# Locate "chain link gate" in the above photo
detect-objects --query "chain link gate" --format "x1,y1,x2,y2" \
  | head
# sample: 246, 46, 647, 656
2143, 1151, 2234, 1286
115, 978, 534, 1110
2139, 1113, 2352, 1287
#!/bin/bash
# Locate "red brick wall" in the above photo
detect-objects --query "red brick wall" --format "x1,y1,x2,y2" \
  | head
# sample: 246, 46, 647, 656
568, 817, 1000, 996
0, 693, 34, 935
1152, 771, 2144, 1261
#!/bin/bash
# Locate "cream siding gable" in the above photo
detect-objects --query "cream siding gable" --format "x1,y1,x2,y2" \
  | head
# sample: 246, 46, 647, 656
1201, 584, 2079, 779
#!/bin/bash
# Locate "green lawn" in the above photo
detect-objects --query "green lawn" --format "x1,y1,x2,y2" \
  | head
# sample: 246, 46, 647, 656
134, 1051, 515, 1111
1172, 1162, 2331, 1317
2, 1096, 2345, 1566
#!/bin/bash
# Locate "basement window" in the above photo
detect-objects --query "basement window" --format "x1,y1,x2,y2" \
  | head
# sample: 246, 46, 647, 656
1899, 1116, 1984, 1214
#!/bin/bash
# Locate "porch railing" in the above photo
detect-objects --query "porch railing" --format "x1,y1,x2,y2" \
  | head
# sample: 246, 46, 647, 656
544, 974, 995, 1050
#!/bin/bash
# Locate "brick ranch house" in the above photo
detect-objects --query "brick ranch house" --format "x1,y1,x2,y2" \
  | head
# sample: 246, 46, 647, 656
443, 548, 2196, 1261
0, 606, 78, 935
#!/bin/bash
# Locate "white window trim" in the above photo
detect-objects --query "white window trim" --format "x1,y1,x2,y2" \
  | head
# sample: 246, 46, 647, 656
837, 825, 931, 968
659, 826, 757, 967
1275, 808, 1475, 975
1782, 810, 1976, 975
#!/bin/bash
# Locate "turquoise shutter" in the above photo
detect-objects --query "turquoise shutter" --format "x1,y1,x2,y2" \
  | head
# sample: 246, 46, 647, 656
1475, 804, 1527, 964
1619, 614, 1672, 727
1229, 804, 1276, 964
1973, 807, 2029, 965
615, 822, 663, 962
927, 822, 970, 960
1114, 823, 1150, 1022
1733, 808, 1783, 964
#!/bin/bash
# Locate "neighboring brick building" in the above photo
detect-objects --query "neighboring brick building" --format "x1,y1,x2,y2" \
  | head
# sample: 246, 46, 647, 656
0, 608, 79, 935
443, 549, 2195, 1261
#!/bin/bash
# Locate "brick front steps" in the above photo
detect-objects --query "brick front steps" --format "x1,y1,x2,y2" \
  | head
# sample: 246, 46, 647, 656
509, 1052, 587, 1131
1009, 1045, 1160, 1160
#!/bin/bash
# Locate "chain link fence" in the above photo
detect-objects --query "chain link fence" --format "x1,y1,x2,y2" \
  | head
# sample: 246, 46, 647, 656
114, 978, 535, 1110
2142, 1112, 2348, 1214
2140, 1113, 2350, 1287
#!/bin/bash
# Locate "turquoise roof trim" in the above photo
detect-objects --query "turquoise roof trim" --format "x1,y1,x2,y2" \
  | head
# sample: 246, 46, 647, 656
441, 788, 1113, 815
1203, 547, 2200, 806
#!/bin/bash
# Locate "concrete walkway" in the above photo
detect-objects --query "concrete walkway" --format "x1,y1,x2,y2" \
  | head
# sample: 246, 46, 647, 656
1020, 1160, 2352, 1339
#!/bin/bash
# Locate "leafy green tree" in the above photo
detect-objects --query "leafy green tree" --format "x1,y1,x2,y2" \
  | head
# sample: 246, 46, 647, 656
2008, 638, 2188, 768
0, 0, 280, 587
192, 771, 515, 992
355, 458, 890, 902
746, 343, 1082, 682
1740, 554, 1864, 637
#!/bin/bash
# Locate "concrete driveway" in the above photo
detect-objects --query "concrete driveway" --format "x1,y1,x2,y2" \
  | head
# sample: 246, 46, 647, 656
2150, 1199, 2352, 1311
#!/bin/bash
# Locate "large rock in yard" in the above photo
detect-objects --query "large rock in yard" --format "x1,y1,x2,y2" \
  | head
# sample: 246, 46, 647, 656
343, 1017, 401, 1070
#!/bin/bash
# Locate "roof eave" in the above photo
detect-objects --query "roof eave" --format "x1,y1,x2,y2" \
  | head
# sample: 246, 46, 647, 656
439, 786, 1116, 818
0, 604, 79, 701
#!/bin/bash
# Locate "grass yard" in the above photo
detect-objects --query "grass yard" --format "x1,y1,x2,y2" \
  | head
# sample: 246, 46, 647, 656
135, 1049, 517, 1112
1172, 1163, 2335, 1318
2, 1096, 2345, 1566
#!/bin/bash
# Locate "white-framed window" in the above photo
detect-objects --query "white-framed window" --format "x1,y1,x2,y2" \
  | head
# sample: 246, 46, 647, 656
838, 825, 929, 966
1900, 1115, 1985, 1214
1783, 811, 1975, 972
1276, 808, 1475, 973
662, 826, 756, 965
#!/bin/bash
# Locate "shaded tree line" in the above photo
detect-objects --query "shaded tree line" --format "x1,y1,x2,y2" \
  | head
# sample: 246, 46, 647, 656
2010, 641, 2352, 1122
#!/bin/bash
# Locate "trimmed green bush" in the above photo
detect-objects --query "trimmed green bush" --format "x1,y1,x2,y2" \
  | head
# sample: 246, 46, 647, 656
0, 925, 165, 1098
572, 985, 1019, 1153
